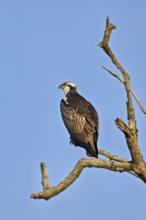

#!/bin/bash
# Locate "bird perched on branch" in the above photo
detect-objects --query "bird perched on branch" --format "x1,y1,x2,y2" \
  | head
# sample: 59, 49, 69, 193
59, 81, 99, 158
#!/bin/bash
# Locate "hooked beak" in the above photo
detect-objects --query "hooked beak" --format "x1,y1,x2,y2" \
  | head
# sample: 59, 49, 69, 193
58, 84, 63, 89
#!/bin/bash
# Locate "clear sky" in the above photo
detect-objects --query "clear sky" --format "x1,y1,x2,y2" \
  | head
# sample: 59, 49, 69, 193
1, 1, 146, 219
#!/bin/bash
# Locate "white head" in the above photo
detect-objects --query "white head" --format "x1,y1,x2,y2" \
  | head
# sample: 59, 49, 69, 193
58, 82, 78, 95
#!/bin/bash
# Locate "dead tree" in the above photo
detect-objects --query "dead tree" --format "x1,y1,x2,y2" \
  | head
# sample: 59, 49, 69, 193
31, 17, 146, 200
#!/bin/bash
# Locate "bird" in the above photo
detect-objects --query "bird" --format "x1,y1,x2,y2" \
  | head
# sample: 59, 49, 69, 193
59, 81, 99, 158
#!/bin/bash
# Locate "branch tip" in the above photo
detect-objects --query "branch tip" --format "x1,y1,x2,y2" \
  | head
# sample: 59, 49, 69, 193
106, 16, 116, 29
41, 162, 51, 190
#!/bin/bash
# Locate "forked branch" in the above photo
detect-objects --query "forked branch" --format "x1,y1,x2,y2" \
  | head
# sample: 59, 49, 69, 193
99, 17, 145, 167
31, 158, 132, 200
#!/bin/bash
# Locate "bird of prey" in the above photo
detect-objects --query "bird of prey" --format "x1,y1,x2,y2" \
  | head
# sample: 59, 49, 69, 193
59, 81, 99, 158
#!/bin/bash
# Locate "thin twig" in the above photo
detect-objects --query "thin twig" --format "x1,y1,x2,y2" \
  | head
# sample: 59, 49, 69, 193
131, 90, 146, 114
102, 66, 124, 83
99, 148, 128, 162
103, 66, 146, 115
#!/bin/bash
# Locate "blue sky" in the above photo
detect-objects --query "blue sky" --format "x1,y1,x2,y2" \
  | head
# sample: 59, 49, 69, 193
1, 1, 146, 219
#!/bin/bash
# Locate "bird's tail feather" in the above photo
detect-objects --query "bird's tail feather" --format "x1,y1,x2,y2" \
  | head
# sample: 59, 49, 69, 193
85, 144, 98, 158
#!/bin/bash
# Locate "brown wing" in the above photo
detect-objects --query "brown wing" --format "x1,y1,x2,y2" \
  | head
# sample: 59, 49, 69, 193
60, 93, 99, 158
60, 101, 86, 134
60, 100, 97, 145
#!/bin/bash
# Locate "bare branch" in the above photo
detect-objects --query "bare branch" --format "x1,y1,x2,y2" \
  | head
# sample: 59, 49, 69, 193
41, 162, 51, 191
98, 17, 126, 75
98, 149, 139, 177
102, 66, 124, 83
98, 17, 145, 167
115, 118, 130, 136
98, 148, 128, 162
31, 159, 132, 200
99, 18, 135, 126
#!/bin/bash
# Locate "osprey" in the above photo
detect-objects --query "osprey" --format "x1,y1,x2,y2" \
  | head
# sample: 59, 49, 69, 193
59, 81, 99, 158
